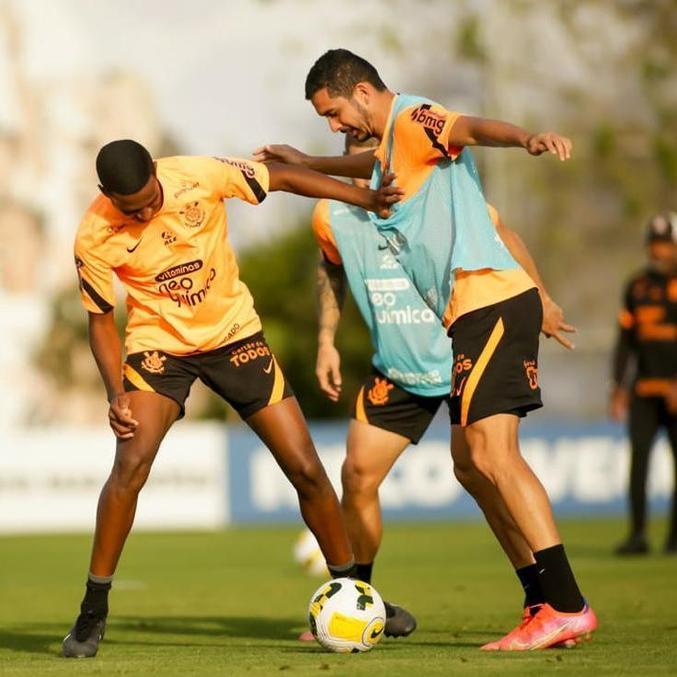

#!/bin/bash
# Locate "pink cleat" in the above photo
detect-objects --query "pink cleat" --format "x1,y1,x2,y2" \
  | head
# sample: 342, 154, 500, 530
298, 630, 315, 642
484, 602, 597, 651
481, 605, 539, 651
481, 605, 584, 651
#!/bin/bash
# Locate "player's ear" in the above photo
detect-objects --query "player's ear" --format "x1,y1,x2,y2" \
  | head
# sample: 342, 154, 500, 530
353, 82, 370, 105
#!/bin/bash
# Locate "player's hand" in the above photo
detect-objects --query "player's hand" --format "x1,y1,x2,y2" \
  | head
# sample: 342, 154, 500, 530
525, 132, 572, 161
540, 295, 576, 350
252, 144, 308, 166
370, 172, 403, 218
108, 392, 139, 440
609, 386, 629, 422
316, 343, 342, 402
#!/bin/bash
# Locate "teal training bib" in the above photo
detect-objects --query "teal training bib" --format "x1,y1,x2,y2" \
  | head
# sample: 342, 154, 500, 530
329, 200, 452, 397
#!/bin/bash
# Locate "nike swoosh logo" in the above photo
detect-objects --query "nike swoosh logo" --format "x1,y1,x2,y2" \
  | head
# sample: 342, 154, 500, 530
508, 619, 574, 650
370, 627, 383, 639
263, 359, 274, 374
127, 238, 143, 253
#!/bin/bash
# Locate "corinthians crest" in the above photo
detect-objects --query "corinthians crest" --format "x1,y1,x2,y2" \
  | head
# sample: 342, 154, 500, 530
367, 377, 394, 406
180, 201, 206, 229
141, 351, 167, 374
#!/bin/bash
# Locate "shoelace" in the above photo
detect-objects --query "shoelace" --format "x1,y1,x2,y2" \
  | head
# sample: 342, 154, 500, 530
74, 609, 104, 642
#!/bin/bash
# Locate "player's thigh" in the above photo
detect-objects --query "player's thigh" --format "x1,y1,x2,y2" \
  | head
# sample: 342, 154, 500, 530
246, 396, 326, 481
344, 419, 410, 488
463, 412, 521, 469
112, 390, 181, 479
450, 424, 470, 466
629, 395, 661, 452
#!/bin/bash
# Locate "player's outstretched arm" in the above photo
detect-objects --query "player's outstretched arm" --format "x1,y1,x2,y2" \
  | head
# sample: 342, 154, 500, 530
254, 144, 376, 179
88, 311, 138, 439
316, 257, 347, 402
495, 219, 576, 350
267, 162, 401, 217
449, 116, 572, 161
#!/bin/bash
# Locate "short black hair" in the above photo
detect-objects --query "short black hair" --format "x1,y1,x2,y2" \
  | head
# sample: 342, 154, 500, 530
305, 49, 386, 100
96, 139, 154, 195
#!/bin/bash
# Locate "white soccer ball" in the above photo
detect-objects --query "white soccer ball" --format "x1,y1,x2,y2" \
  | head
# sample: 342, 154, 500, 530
293, 529, 328, 577
308, 577, 386, 653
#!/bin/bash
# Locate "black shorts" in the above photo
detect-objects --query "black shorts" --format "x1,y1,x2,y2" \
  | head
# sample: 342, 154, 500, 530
351, 370, 449, 444
448, 288, 543, 426
123, 331, 293, 419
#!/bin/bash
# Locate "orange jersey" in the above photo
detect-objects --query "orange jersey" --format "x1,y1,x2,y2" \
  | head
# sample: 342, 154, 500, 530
311, 199, 342, 264
74, 155, 269, 355
374, 101, 463, 202
375, 98, 535, 325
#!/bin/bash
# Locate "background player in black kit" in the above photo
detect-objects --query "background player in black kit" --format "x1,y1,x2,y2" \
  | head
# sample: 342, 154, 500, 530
610, 211, 677, 555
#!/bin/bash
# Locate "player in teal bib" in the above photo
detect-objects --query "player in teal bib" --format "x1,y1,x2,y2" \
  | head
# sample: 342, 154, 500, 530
311, 135, 453, 637
325, 195, 452, 396
256, 48, 596, 651
309, 134, 569, 642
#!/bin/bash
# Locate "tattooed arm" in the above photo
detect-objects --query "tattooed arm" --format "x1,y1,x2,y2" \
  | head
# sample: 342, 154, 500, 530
316, 256, 347, 402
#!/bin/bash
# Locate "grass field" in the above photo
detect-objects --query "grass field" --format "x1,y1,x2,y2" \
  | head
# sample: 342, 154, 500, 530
1, 518, 676, 676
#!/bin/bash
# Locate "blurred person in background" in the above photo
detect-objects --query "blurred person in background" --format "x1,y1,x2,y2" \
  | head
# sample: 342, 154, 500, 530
610, 211, 677, 556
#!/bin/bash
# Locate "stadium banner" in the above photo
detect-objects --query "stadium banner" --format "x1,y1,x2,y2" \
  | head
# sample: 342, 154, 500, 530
226, 419, 674, 524
0, 422, 226, 533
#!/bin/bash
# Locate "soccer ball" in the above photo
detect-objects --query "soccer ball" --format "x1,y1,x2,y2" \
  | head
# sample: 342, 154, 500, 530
308, 577, 386, 653
293, 529, 328, 577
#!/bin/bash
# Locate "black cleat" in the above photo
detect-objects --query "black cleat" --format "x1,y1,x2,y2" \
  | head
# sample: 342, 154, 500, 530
615, 534, 649, 556
383, 601, 417, 638
62, 610, 107, 658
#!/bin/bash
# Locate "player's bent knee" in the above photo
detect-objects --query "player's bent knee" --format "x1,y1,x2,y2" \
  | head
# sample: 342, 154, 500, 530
341, 459, 379, 496
110, 453, 155, 494
453, 462, 475, 489
464, 442, 502, 483
288, 459, 330, 497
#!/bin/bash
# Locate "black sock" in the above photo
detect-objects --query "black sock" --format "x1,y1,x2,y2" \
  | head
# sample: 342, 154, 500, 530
515, 563, 545, 609
355, 562, 374, 584
534, 545, 584, 613
81, 577, 112, 617
327, 559, 356, 579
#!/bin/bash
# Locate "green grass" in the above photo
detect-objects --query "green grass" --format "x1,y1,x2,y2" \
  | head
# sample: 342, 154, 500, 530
1, 518, 676, 675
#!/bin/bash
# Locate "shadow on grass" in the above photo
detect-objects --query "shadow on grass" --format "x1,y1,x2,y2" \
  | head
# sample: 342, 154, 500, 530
0, 615, 316, 657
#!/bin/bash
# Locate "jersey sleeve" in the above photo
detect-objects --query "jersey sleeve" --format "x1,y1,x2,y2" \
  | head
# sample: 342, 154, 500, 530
398, 103, 464, 166
74, 218, 115, 314
311, 200, 342, 265
205, 156, 270, 204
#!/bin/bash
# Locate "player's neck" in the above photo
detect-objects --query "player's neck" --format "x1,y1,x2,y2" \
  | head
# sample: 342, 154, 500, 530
371, 89, 396, 141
